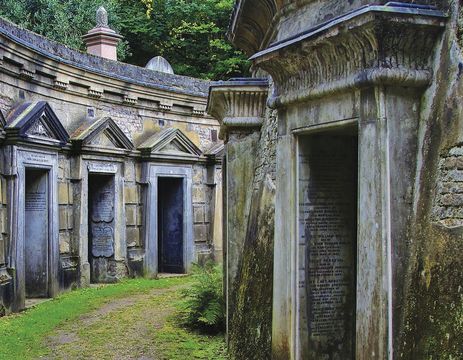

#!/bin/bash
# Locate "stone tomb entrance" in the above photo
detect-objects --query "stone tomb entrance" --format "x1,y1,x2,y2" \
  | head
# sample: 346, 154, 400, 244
88, 173, 116, 283
158, 177, 184, 273
25, 169, 50, 298
143, 165, 194, 277
298, 129, 358, 359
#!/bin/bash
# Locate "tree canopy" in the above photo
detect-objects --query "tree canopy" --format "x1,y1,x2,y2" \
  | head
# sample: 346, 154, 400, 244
0, 0, 249, 80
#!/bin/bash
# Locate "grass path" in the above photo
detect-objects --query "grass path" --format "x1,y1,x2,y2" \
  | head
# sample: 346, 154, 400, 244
0, 277, 227, 360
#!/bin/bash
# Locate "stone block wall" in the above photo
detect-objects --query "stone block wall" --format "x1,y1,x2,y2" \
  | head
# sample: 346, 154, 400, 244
125, 161, 145, 277
192, 165, 212, 261
57, 154, 79, 288
432, 145, 463, 227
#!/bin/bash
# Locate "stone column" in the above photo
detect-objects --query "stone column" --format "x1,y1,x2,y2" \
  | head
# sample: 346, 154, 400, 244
207, 79, 269, 336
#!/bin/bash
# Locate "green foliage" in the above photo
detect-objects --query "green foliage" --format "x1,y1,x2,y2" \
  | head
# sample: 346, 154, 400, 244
122, 0, 250, 79
0, 0, 131, 60
0, 0, 249, 79
180, 262, 225, 333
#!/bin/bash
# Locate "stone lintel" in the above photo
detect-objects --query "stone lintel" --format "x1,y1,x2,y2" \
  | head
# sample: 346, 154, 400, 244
207, 79, 269, 141
250, 3, 446, 107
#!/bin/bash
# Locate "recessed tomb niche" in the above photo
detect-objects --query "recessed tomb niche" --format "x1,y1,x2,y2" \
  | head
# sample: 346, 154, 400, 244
298, 129, 358, 359
25, 169, 49, 298
88, 174, 115, 283
158, 177, 184, 274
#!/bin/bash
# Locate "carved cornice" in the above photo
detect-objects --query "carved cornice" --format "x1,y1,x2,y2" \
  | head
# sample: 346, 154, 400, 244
249, 4, 447, 107
228, 0, 280, 56
207, 79, 269, 141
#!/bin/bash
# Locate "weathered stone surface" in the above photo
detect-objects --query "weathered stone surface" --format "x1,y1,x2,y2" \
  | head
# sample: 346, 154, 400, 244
229, 175, 275, 360
192, 186, 205, 203
58, 182, 69, 205
194, 224, 208, 242
126, 227, 140, 247
193, 205, 205, 224
124, 162, 135, 182
126, 206, 136, 226
59, 232, 70, 254
59, 207, 68, 230
124, 185, 138, 205
219, 1, 459, 359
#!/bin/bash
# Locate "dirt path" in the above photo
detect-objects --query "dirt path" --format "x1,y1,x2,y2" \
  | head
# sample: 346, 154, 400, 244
44, 285, 186, 360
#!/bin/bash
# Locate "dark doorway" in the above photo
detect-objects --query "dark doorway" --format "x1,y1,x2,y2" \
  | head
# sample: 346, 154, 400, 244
88, 174, 115, 283
25, 169, 49, 298
158, 177, 184, 273
299, 128, 358, 359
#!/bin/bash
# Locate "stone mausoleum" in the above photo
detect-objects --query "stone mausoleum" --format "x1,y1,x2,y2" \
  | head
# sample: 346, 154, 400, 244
208, 0, 463, 359
0, 8, 223, 313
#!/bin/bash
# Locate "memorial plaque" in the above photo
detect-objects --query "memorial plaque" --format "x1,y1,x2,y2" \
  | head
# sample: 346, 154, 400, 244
23, 152, 50, 164
299, 135, 357, 359
25, 191, 47, 211
90, 181, 114, 223
88, 162, 117, 174
91, 223, 114, 257
89, 174, 115, 262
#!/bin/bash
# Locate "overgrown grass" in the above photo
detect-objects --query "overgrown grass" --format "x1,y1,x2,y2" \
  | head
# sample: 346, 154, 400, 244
154, 316, 228, 359
0, 276, 191, 359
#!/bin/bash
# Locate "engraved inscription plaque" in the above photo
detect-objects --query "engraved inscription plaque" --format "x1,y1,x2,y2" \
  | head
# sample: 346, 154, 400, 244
88, 162, 117, 174
91, 223, 114, 257
91, 182, 114, 223
299, 134, 357, 359
25, 191, 47, 211
89, 175, 115, 260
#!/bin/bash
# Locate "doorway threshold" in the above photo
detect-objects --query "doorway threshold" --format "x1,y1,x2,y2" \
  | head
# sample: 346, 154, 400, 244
25, 298, 52, 309
158, 273, 189, 279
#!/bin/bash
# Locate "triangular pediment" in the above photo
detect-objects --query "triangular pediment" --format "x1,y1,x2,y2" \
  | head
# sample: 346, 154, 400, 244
160, 138, 190, 154
71, 117, 134, 150
138, 128, 202, 158
5, 101, 69, 145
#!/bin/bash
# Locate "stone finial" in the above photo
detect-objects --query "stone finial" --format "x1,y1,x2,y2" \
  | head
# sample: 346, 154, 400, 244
82, 6, 123, 61
96, 6, 108, 28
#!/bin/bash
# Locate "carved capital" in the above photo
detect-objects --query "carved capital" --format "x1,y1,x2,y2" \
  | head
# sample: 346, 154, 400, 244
250, 4, 447, 107
207, 78, 269, 141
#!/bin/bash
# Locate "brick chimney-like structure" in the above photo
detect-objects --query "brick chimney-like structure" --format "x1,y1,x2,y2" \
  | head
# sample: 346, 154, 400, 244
82, 6, 122, 61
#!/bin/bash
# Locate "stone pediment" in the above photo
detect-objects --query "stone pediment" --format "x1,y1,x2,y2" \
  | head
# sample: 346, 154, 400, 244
71, 117, 134, 151
5, 101, 69, 145
138, 128, 202, 158
205, 142, 224, 161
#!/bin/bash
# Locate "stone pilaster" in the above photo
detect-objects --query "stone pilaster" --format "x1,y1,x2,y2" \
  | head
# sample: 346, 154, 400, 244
207, 78, 269, 337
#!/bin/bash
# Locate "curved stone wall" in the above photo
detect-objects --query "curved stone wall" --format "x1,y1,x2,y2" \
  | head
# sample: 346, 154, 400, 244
0, 17, 223, 314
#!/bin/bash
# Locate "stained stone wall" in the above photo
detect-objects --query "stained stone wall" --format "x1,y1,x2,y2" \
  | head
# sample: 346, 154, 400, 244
221, 0, 463, 359
227, 107, 277, 360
